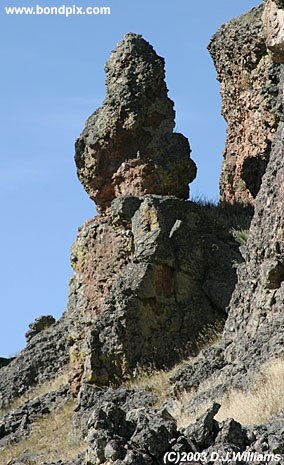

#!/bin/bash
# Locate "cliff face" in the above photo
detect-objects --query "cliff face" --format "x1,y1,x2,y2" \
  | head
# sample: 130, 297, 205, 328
223, 87, 284, 368
67, 34, 245, 394
208, 1, 284, 369
209, 5, 282, 204
67, 196, 242, 394
1, 3, 284, 465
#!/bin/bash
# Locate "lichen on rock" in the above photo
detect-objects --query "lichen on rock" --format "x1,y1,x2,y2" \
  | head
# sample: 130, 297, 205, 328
208, 5, 281, 205
75, 33, 196, 213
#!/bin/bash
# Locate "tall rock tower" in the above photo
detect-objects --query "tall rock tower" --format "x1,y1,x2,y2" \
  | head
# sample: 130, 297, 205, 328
75, 33, 197, 213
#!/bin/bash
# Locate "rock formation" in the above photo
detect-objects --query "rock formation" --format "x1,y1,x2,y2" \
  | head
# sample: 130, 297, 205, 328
75, 33, 196, 213
209, 4, 282, 204
1, 2, 284, 464
67, 196, 244, 394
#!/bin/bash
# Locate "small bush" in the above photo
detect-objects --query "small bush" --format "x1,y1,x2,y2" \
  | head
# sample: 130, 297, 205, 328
230, 228, 249, 245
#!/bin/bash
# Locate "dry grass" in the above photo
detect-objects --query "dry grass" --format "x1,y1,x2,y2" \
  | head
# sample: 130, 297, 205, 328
216, 359, 284, 425
0, 400, 85, 465
169, 358, 284, 430
168, 368, 226, 429
0, 371, 69, 419
123, 364, 172, 406
123, 324, 223, 409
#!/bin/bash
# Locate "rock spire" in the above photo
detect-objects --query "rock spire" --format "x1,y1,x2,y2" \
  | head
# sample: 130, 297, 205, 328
75, 33, 196, 213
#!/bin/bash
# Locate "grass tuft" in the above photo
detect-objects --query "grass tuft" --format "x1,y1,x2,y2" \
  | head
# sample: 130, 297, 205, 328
0, 400, 85, 465
0, 371, 69, 419
216, 359, 284, 425
169, 358, 284, 429
230, 228, 249, 245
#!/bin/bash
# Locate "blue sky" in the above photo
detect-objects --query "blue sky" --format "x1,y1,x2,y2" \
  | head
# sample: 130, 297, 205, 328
0, 0, 260, 356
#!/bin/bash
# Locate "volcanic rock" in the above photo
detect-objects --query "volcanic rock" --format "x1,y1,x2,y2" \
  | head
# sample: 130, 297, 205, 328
263, 0, 284, 63
67, 196, 246, 393
208, 5, 281, 204
75, 33, 196, 213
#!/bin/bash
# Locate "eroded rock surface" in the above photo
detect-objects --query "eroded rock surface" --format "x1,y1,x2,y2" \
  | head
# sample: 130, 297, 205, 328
67, 196, 245, 393
209, 5, 282, 204
75, 33, 196, 213
0, 319, 70, 408
2, 9, 284, 464
264, 0, 284, 63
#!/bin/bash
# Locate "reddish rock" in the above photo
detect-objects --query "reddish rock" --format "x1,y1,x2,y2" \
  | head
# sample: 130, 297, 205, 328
75, 33, 196, 213
263, 0, 284, 64
208, 5, 281, 204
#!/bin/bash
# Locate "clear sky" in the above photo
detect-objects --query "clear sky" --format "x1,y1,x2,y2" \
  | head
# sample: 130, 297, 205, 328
0, 0, 260, 356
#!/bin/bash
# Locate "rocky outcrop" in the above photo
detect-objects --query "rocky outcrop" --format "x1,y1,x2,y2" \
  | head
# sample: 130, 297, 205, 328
67, 195, 249, 394
85, 401, 284, 465
0, 385, 69, 447
170, 0, 284, 423
2, 5, 284, 464
263, 0, 284, 63
208, 5, 282, 204
75, 33, 196, 213
208, 0, 284, 373
66, 33, 251, 395
0, 318, 70, 408
222, 99, 284, 368
25, 315, 56, 343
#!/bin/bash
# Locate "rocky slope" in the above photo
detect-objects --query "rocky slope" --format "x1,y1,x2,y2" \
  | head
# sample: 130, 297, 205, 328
1, 2, 284, 465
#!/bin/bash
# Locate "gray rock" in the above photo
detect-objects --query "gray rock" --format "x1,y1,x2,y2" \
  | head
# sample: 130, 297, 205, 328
25, 315, 56, 343
67, 196, 246, 392
0, 318, 70, 408
183, 403, 221, 449
0, 385, 70, 446
75, 33, 196, 213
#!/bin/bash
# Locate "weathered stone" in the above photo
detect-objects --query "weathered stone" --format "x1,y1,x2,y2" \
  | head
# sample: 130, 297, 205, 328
0, 386, 70, 447
215, 419, 248, 450
0, 319, 70, 407
75, 33, 196, 213
223, 118, 284, 368
263, 0, 284, 63
208, 5, 281, 204
86, 403, 177, 465
183, 403, 221, 449
25, 315, 56, 343
73, 383, 157, 436
67, 196, 246, 392
169, 346, 225, 395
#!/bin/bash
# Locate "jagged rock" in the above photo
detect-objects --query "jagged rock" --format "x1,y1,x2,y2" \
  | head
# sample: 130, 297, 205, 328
223, 90, 284, 368
67, 196, 246, 392
169, 346, 225, 395
75, 33, 196, 213
0, 319, 70, 407
73, 383, 157, 436
208, 5, 281, 204
0, 385, 70, 446
25, 315, 56, 343
263, 0, 284, 63
215, 419, 248, 450
3, 6, 284, 464
86, 403, 177, 465
182, 403, 221, 450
